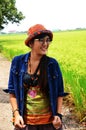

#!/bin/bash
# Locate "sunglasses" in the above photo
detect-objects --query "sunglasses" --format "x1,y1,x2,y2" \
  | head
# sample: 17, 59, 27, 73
34, 38, 51, 44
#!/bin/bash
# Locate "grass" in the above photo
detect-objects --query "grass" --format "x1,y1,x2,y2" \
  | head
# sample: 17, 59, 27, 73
0, 30, 86, 120
49, 30, 86, 120
0, 33, 29, 59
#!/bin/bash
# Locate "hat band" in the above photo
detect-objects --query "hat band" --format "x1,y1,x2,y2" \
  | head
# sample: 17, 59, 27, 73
29, 30, 51, 37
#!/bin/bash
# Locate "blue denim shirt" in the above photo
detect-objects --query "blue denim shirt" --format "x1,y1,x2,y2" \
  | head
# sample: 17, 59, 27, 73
8, 52, 66, 117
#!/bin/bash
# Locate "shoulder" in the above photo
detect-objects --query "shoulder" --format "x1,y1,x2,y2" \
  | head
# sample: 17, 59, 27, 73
12, 53, 29, 63
47, 56, 62, 75
47, 56, 61, 71
47, 56, 59, 65
10, 53, 29, 70
12, 53, 27, 61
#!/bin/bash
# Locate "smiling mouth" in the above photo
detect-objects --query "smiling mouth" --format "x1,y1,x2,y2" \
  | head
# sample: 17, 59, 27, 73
41, 47, 47, 51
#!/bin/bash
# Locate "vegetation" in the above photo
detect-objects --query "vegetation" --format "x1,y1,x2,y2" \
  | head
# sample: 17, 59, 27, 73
0, 0, 25, 30
0, 30, 86, 121
49, 30, 86, 121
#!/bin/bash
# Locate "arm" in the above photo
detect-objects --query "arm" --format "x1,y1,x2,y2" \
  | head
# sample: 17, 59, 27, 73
57, 96, 63, 114
8, 57, 26, 129
52, 97, 63, 129
10, 94, 19, 117
10, 93, 26, 129
52, 61, 63, 129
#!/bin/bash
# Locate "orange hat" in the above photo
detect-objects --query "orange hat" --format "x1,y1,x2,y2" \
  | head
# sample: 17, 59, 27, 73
25, 24, 53, 46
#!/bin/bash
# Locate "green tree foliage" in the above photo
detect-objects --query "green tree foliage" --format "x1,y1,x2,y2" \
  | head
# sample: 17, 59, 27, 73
0, 0, 25, 30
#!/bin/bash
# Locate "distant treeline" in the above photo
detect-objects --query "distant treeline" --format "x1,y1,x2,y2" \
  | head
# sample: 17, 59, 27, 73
0, 28, 86, 34
53, 28, 86, 32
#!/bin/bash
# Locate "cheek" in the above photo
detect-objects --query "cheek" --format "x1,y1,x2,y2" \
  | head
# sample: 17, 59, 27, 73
42, 44, 49, 48
32, 44, 41, 50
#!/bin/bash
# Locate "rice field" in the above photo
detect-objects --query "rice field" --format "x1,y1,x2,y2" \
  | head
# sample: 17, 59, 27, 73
0, 30, 86, 121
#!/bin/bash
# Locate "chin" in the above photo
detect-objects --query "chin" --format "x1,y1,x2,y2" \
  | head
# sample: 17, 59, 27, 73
41, 51, 47, 55
38, 52, 46, 56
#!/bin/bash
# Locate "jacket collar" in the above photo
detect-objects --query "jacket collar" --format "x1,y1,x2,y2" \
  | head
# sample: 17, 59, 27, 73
22, 52, 31, 63
23, 52, 53, 65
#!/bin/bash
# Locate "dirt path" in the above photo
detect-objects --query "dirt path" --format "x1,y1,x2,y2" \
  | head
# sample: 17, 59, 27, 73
0, 54, 85, 130
0, 54, 14, 130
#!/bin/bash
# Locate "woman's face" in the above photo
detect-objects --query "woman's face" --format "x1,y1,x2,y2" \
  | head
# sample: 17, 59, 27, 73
31, 36, 51, 56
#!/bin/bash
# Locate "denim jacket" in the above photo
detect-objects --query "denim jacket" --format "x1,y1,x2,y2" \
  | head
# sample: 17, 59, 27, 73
8, 52, 66, 117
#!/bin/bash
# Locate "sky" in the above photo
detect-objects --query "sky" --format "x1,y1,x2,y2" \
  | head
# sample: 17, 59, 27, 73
2, 0, 86, 32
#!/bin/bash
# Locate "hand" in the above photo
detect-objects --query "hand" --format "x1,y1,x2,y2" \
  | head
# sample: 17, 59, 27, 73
52, 116, 62, 129
14, 115, 26, 129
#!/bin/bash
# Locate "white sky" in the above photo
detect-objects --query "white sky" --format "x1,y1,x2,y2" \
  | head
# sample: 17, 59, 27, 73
2, 0, 86, 32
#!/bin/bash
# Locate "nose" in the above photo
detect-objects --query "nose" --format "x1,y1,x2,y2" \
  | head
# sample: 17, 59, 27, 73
43, 40, 47, 44
42, 40, 49, 45
42, 41, 47, 47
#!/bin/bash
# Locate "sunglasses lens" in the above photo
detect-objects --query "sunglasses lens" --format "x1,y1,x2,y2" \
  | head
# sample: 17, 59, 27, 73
39, 38, 51, 44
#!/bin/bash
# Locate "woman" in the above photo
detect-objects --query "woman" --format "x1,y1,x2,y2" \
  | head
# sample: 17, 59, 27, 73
8, 24, 66, 130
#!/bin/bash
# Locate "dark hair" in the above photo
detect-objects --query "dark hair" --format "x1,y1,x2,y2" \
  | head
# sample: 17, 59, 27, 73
39, 55, 49, 96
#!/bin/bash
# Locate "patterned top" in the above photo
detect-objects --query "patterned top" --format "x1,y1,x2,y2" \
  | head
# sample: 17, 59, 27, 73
24, 86, 53, 125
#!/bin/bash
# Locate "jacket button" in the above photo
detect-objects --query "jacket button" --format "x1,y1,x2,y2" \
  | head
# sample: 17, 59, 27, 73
15, 72, 18, 75
53, 76, 56, 79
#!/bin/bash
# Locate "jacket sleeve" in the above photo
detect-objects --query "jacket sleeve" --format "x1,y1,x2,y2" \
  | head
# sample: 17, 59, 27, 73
56, 61, 68, 97
7, 57, 16, 94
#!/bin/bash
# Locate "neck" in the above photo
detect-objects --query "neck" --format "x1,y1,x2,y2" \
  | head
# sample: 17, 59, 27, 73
28, 51, 43, 74
30, 51, 43, 62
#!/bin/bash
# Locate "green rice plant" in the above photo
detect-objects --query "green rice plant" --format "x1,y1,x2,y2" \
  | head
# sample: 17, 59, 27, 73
0, 45, 3, 52
0, 30, 86, 120
62, 70, 85, 111
0, 33, 30, 59
48, 30, 86, 120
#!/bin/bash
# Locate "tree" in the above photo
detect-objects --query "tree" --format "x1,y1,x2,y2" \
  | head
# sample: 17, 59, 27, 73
0, 0, 25, 30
